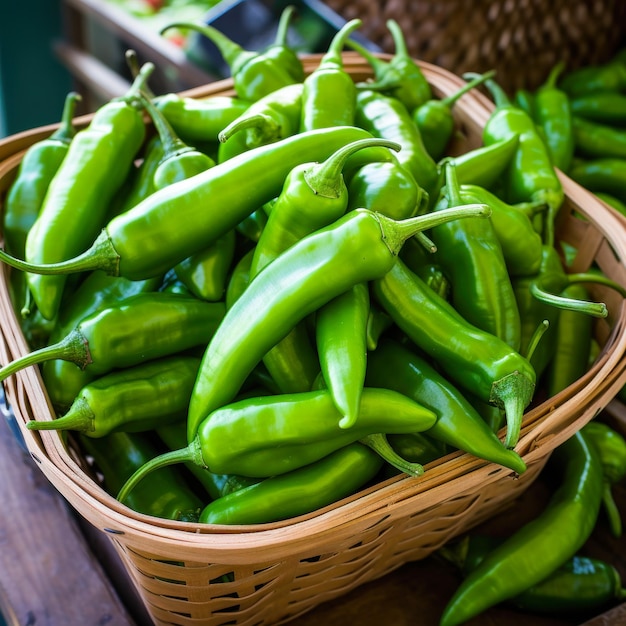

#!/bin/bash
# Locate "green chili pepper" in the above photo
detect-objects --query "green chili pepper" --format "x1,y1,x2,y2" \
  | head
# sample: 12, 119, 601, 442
315, 282, 370, 429
23, 64, 152, 321
261, 4, 304, 83
366, 338, 527, 473
385, 431, 448, 467
186, 203, 489, 441
162, 22, 296, 102
559, 58, 626, 97
355, 89, 439, 200
431, 161, 521, 350
0, 292, 225, 388
154, 93, 250, 143
79, 430, 202, 522
569, 91, 626, 125
513, 88, 535, 117
534, 62, 575, 172
572, 116, 626, 159
27, 355, 201, 437
348, 19, 432, 111
546, 284, 594, 398
581, 421, 626, 538
225, 246, 254, 310
218, 83, 303, 149
365, 304, 394, 351
465, 73, 564, 247
442, 534, 626, 616
199, 442, 383, 525
440, 430, 604, 626
117, 386, 437, 502
568, 157, 626, 204
371, 257, 535, 450
156, 421, 260, 501
300, 19, 362, 131
399, 237, 450, 299
457, 183, 544, 276
0, 126, 397, 282
412, 71, 495, 160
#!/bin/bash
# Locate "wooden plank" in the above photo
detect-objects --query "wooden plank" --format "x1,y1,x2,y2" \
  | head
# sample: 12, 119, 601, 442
0, 392, 136, 626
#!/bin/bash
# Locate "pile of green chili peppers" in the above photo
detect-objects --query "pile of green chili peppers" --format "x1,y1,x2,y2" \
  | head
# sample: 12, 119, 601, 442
1, 11, 625, 622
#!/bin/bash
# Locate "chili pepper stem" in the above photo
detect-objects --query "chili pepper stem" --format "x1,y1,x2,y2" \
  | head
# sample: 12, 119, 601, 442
529, 281, 608, 318
360, 433, 424, 476
218, 113, 278, 144
440, 70, 496, 108
568, 272, 626, 298
493, 372, 535, 450
319, 19, 362, 70
0, 328, 91, 383
524, 319, 551, 362
26, 397, 94, 433
117, 439, 204, 504
602, 481, 623, 538
274, 4, 295, 47
375, 203, 491, 256
304, 138, 400, 197
50, 91, 82, 144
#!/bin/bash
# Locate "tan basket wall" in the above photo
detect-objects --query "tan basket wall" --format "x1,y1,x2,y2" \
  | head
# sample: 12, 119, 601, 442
326, 0, 626, 93
1, 57, 626, 625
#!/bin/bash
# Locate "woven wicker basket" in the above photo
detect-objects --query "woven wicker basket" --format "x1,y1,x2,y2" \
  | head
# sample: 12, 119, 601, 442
326, 0, 626, 93
1, 56, 626, 626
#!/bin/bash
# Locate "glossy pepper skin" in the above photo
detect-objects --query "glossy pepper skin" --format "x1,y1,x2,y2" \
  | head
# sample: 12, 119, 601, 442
79, 430, 202, 522
440, 430, 604, 626
300, 19, 362, 131
572, 116, 626, 159
568, 157, 626, 204
0, 127, 398, 282
0, 292, 225, 388
186, 204, 489, 441
24, 65, 152, 321
431, 161, 522, 350
533, 62, 574, 172
372, 257, 535, 450
558, 57, 626, 97
161, 21, 296, 102
199, 443, 384, 525
366, 338, 527, 474
27, 355, 201, 438
117, 386, 437, 502
569, 92, 626, 125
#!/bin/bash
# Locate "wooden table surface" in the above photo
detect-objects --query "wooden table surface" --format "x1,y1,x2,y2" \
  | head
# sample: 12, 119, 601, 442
2, 392, 626, 626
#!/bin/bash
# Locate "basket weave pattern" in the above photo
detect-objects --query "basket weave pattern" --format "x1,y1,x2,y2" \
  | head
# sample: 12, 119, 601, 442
326, 0, 626, 92
1, 57, 626, 625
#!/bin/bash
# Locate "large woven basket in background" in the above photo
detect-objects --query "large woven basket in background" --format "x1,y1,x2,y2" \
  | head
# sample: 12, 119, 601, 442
326, 0, 626, 93
1, 55, 626, 625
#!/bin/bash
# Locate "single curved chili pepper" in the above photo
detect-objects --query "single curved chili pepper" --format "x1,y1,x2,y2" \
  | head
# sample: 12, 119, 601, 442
40, 271, 162, 411
347, 160, 427, 220
161, 22, 296, 102
249, 137, 400, 395
442, 533, 626, 616
156, 421, 260, 501
28, 355, 201, 437
117, 386, 437, 502
371, 257, 535, 450
154, 92, 250, 143
186, 203, 489, 441
452, 134, 520, 189
568, 157, 626, 204
569, 91, 626, 125
348, 19, 432, 111
465, 73, 564, 247
0, 292, 225, 388
431, 161, 522, 350
261, 4, 304, 83
0, 126, 395, 282
581, 421, 626, 538
354, 89, 439, 200
439, 430, 604, 626
572, 116, 626, 159
457, 183, 544, 276
366, 337, 527, 473
546, 283, 594, 398
218, 83, 303, 149
412, 70, 495, 160
534, 62, 575, 172
300, 19, 362, 131
23, 64, 152, 322
199, 442, 383, 525
558, 58, 626, 97
315, 282, 370, 428
79, 430, 202, 522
